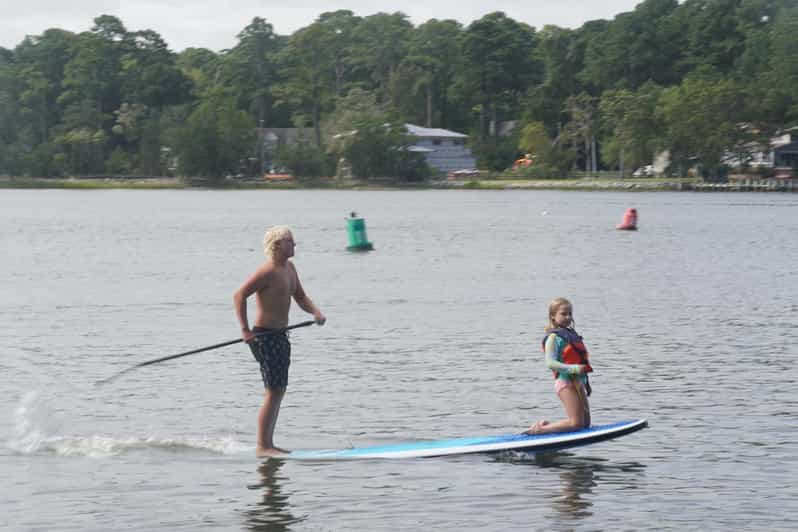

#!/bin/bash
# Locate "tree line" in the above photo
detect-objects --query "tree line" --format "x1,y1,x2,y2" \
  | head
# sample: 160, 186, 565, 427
1, 0, 797, 183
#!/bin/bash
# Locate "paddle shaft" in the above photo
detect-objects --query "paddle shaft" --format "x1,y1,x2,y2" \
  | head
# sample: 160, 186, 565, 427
96, 320, 316, 384
133, 337, 243, 368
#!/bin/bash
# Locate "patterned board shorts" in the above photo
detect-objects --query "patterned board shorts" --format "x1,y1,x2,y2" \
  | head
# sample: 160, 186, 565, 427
249, 328, 291, 389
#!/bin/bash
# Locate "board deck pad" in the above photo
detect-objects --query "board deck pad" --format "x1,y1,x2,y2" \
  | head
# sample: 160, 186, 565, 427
284, 419, 647, 460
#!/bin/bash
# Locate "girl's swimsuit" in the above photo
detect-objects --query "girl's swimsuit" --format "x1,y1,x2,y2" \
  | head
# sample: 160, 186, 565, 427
541, 328, 591, 393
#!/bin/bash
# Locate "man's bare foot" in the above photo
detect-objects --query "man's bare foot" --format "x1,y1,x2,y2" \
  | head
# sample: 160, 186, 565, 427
256, 446, 291, 458
523, 420, 550, 435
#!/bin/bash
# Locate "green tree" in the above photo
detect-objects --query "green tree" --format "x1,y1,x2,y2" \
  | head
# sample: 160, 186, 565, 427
273, 21, 336, 146
579, 0, 682, 91
13, 29, 76, 146
599, 83, 664, 175
322, 87, 385, 154
175, 90, 255, 181
177, 47, 221, 97
55, 16, 129, 174
221, 18, 281, 126
392, 19, 463, 128
517, 121, 572, 177
119, 29, 191, 109
53, 125, 107, 174
0, 47, 22, 174
675, 0, 748, 74
59, 16, 126, 124
561, 93, 599, 172
348, 12, 413, 103
105, 29, 192, 175
524, 25, 586, 130
461, 12, 540, 139
322, 88, 427, 181
342, 120, 428, 181
765, 5, 798, 123
315, 10, 361, 97
657, 75, 748, 178
275, 141, 332, 180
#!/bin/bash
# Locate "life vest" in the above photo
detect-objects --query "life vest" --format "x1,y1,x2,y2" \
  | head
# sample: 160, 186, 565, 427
541, 328, 592, 378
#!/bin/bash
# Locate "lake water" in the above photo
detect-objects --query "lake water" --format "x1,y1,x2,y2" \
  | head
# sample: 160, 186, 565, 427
1, 189, 797, 531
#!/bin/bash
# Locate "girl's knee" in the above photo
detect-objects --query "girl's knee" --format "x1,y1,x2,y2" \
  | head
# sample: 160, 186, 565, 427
567, 415, 589, 430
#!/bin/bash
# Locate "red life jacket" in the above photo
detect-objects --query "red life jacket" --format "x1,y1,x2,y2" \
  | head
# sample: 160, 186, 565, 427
541, 328, 592, 377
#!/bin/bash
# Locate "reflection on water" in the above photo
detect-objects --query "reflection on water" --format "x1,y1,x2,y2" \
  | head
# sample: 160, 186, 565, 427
496, 451, 647, 520
544, 455, 596, 518
243, 460, 305, 532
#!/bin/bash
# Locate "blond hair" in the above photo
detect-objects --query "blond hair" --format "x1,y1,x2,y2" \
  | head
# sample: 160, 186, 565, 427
263, 225, 292, 256
545, 297, 573, 332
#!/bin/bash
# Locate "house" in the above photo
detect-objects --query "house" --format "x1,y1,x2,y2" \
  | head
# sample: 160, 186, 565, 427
725, 131, 797, 182
723, 131, 795, 169
774, 140, 798, 179
774, 140, 798, 170
404, 123, 477, 174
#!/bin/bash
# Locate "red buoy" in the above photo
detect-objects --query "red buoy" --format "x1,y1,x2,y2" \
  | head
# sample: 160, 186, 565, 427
616, 208, 638, 230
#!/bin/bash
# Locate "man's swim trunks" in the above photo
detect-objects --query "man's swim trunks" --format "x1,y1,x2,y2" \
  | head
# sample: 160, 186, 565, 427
249, 327, 291, 389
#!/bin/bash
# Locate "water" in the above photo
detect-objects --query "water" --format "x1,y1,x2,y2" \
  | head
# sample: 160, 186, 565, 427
1, 189, 797, 531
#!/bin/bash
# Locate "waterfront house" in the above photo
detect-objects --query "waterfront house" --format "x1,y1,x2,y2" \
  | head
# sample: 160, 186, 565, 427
404, 123, 477, 175
774, 139, 798, 172
723, 131, 795, 170
723, 131, 797, 180
727, 131, 797, 184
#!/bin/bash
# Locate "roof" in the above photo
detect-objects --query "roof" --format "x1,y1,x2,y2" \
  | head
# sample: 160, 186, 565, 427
775, 141, 798, 153
404, 123, 468, 139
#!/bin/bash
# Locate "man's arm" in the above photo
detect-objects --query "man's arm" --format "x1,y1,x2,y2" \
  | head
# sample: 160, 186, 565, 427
292, 266, 325, 325
233, 265, 271, 341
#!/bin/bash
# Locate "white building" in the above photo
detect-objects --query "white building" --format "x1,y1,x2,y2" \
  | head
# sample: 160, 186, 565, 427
723, 132, 794, 169
404, 124, 477, 174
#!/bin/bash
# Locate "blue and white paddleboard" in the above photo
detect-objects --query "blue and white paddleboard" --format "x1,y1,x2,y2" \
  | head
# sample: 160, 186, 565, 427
285, 419, 647, 460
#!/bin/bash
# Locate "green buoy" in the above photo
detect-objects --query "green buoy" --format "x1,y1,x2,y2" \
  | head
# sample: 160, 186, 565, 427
346, 212, 374, 251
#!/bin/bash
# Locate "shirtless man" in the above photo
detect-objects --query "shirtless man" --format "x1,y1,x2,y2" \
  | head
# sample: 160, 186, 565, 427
233, 225, 325, 457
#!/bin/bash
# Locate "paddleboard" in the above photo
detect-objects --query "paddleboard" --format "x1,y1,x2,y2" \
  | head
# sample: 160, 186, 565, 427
284, 419, 647, 460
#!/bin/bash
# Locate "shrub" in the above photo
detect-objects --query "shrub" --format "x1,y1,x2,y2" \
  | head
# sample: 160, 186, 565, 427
275, 143, 334, 179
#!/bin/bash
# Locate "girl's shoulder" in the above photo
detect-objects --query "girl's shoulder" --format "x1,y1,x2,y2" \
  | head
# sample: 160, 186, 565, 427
545, 328, 583, 343
541, 330, 566, 346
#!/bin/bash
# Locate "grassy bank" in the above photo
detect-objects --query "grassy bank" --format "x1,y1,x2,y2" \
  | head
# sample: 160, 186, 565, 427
453, 176, 697, 191
1, 175, 699, 191
0, 176, 186, 189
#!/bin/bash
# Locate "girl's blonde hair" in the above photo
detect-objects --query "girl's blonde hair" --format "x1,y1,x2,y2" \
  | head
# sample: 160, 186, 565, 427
546, 297, 573, 332
263, 225, 292, 256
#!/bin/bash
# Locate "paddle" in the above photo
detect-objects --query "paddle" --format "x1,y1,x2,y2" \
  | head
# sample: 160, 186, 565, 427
95, 320, 316, 385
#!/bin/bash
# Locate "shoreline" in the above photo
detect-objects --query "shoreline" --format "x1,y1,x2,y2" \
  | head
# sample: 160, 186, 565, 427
0, 175, 793, 192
